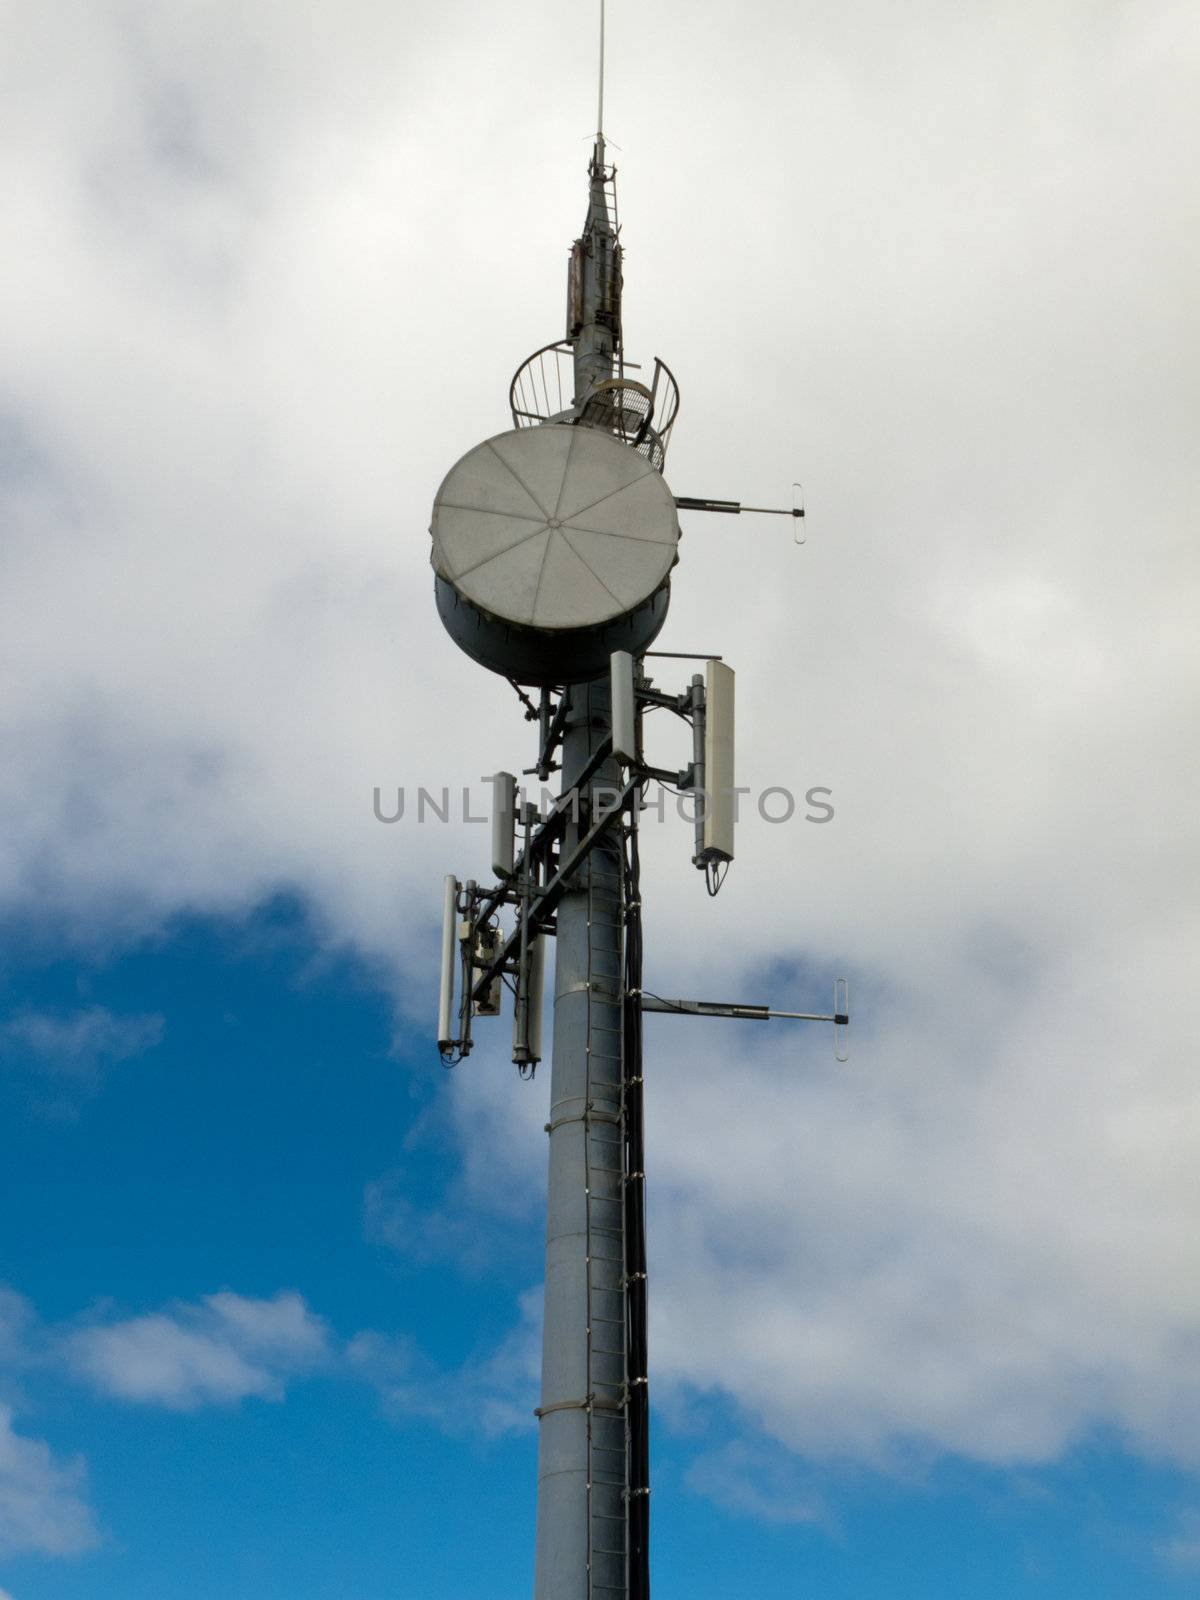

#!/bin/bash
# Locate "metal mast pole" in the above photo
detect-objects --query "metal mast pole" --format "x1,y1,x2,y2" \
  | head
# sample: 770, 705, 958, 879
429, 15, 846, 1592
534, 679, 631, 1599
535, 13, 643, 1592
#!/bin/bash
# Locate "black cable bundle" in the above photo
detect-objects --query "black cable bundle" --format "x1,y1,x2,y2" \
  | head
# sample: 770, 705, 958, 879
622, 807, 651, 1599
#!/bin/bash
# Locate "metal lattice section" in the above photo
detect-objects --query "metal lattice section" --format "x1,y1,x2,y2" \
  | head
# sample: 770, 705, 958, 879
578, 379, 652, 445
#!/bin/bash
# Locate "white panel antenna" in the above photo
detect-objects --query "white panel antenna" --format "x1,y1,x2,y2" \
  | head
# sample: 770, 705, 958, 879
437, 875, 458, 1049
530, 935, 546, 1063
491, 771, 518, 878
610, 651, 636, 762
702, 660, 735, 866
515, 933, 547, 1066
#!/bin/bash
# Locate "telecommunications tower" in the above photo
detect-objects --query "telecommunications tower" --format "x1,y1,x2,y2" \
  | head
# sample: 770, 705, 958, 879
429, 9, 847, 1597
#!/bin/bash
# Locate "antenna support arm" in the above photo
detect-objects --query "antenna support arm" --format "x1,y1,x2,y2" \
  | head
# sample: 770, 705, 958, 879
639, 977, 850, 1060
675, 496, 804, 519
639, 996, 845, 1023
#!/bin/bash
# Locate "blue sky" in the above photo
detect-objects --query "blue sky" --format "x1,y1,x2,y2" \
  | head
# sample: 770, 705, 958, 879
1, 901, 1198, 1598
1, 0, 1198, 1594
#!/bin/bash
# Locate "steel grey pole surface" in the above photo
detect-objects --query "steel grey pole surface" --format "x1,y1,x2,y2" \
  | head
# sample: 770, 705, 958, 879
534, 675, 628, 1600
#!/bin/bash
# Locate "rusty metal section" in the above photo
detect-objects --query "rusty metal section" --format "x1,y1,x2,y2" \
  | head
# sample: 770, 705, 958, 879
567, 241, 586, 341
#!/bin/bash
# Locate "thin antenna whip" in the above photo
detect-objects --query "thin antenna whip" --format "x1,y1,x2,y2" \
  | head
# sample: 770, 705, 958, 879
597, 0, 606, 139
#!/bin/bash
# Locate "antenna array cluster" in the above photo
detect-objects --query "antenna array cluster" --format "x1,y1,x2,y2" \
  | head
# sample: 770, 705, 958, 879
422, 11, 848, 1595
436, 647, 744, 1070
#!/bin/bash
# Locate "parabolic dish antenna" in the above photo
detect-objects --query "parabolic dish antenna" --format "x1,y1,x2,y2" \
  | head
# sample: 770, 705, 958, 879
430, 424, 679, 684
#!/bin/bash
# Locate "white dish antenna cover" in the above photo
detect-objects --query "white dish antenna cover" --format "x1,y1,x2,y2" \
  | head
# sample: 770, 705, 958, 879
431, 427, 679, 633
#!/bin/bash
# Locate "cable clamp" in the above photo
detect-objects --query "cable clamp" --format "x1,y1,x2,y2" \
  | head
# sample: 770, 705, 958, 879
534, 1395, 592, 1419
534, 1395, 623, 1419
546, 1107, 622, 1134
561, 979, 621, 1001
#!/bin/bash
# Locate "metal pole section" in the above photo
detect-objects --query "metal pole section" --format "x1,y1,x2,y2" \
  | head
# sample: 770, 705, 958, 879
573, 127, 619, 409
535, 675, 629, 1600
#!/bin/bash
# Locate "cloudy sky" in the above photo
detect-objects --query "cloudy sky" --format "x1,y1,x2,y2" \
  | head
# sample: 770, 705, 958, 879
0, 0, 1197, 1595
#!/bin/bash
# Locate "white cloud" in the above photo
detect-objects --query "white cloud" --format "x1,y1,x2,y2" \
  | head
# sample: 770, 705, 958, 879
0, 1006, 164, 1116
350, 1287, 541, 1439
0, 1290, 34, 1367
363, 1179, 477, 1268
640, 923, 1200, 1468
67, 1292, 330, 1410
1159, 1509, 1200, 1570
0, 1404, 98, 1559
684, 1441, 830, 1528
0, 0, 1196, 1487
0, 1008, 163, 1079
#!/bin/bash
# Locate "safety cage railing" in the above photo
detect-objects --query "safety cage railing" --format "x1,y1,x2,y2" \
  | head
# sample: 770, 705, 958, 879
509, 342, 680, 472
